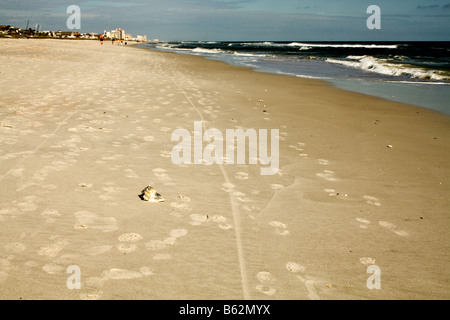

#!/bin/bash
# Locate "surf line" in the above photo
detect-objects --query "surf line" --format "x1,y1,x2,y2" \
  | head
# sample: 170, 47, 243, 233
171, 75, 251, 300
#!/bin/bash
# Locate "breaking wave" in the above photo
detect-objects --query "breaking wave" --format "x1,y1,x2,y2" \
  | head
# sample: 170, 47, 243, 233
326, 55, 450, 81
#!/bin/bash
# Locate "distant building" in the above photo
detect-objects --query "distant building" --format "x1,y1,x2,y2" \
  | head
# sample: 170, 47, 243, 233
136, 34, 147, 42
109, 28, 125, 40
55, 31, 76, 38
0, 24, 151, 41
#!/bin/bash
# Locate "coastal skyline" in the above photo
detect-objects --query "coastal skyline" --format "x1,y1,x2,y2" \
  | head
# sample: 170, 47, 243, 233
1, 0, 450, 41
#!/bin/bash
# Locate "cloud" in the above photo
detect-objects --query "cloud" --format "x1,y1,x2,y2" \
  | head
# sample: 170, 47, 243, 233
416, 3, 450, 9
417, 5, 440, 9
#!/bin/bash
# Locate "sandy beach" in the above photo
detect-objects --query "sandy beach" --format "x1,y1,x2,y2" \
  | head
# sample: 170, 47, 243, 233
0, 38, 449, 300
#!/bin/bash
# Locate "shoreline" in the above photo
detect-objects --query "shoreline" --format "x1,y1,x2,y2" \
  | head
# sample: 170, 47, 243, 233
142, 43, 450, 116
0, 38, 449, 300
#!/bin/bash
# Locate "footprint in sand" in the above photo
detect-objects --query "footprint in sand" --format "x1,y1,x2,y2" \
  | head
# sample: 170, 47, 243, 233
359, 257, 376, 266
379, 221, 408, 237
160, 150, 172, 158
42, 263, 65, 274
145, 229, 188, 256
117, 233, 144, 254
286, 262, 319, 300
122, 134, 136, 139
189, 214, 232, 230
286, 262, 306, 273
83, 266, 153, 298
170, 229, 188, 238
189, 214, 209, 226
124, 168, 139, 179
145, 240, 170, 251
170, 195, 191, 216
364, 195, 381, 207
152, 168, 167, 175
77, 183, 93, 188
177, 195, 191, 202
74, 211, 118, 232
98, 183, 122, 204
118, 233, 144, 242
7, 167, 24, 177
235, 172, 249, 181
210, 215, 233, 230
0, 207, 20, 219
0, 258, 12, 272
40, 208, 62, 223
255, 271, 276, 296
102, 154, 123, 161
221, 183, 235, 193
316, 170, 338, 182
356, 218, 371, 230
323, 188, 349, 199
234, 191, 253, 204
37, 236, 69, 258
13, 196, 38, 212
153, 168, 172, 183
289, 145, 302, 151
4, 242, 27, 254
130, 143, 140, 151
116, 243, 137, 254
270, 184, 285, 190
317, 159, 329, 166
324, 188, 337, 196
269, 221, 289, 236
102, 268, 143, 280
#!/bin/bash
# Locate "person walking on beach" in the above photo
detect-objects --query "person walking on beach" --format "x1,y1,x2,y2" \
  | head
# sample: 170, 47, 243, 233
100, 34, 104, 45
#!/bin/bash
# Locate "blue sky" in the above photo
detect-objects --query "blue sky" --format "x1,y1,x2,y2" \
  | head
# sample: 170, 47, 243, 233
1, 0, 450, 40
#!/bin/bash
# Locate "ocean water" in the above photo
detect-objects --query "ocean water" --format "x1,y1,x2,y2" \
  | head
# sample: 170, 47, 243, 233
141, 41, 450, 115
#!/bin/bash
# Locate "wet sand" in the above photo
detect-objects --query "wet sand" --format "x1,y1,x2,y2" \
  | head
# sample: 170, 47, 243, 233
0, 38, 449, 300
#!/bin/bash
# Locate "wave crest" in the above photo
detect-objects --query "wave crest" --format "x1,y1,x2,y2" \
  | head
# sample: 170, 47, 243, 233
327, 56, 449, 81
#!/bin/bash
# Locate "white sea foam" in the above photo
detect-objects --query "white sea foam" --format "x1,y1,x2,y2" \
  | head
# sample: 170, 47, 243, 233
232, 52, 267, 57
295, 74, 333, 80
192, 47, 223, 54
289, 42, 399, 49
326, 56, 449, 81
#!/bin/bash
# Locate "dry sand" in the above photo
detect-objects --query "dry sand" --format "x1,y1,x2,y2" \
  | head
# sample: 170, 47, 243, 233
0, 38, 449, 300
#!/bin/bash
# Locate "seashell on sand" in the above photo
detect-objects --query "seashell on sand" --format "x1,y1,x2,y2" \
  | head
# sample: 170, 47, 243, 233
140, 186, 166, 203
